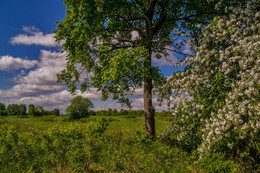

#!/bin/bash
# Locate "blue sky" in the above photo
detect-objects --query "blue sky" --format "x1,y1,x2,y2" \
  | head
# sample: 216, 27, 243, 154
0, 0, 188, 112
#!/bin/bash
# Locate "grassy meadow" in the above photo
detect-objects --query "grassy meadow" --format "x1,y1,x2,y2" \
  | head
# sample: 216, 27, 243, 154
0, 114, 194, 173
0, 114, 251, 172
0, 115, 172, 135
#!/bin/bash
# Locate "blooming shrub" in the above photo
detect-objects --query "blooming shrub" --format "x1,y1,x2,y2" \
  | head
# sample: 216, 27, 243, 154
162, 0, 259, 169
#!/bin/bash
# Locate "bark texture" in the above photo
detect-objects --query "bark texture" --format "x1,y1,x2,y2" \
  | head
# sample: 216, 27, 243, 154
144, 76, 155, 136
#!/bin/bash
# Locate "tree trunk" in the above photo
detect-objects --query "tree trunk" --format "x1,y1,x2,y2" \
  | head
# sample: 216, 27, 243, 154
144, 50, 155, 136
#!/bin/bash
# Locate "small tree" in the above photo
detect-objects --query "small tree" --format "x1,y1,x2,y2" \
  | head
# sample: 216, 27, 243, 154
28, 104, 36, 116
7, 104, 20, 116
19, 104, 27, 116
65, 96, 94, 120
35, 106, 45, 116
112, 109, 118, 116
0, 103, 7, 116
53, 109, 60, 116
0, 103, 5, 111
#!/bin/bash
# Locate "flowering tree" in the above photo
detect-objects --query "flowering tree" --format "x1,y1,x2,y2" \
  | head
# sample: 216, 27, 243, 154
161, 0, 259, 167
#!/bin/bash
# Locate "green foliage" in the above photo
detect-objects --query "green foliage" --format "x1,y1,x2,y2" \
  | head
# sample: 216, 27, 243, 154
0, 103, 7, 116
198, 153, 242, 173
53, 108, 60, 116
6, 104, 20, 116
156, 110, 172, 116
0, 110, 7, 116
85, 117, 109, 136
54, 0, 239, 108
95, 109, 145, 117
28, 104, 36, 116
65, 96, 94, 120
1, 115, 251, 172
0, 103, 5, 111
19, 104, 27, 116
0, 122, 192, 172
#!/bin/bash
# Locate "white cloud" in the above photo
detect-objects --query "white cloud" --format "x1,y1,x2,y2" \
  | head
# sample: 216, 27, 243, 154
0, 84, 65, 98
0, 50, 67, 98
10, 26, 57, 47
0, 55, 37, 71
152, 49, 179, 66
21, 26, 40, 34
14, 50, 67, 86
183, 42, 192, 55
8, 89, 102, 111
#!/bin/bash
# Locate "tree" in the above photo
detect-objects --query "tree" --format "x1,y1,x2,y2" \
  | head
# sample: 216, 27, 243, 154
53, 108, 60, 116
19, 104, 27, 116
35, 106, 45, 116
55, 0, 245, 136
7, 104, 20, 116
28, 104, 36, 116
112, 109, 118, 116
107, 108, 113, 116
161, 0, 259, 167
65, 96, 94, 120
0, 103, 7, 116
0, 103, 5, 111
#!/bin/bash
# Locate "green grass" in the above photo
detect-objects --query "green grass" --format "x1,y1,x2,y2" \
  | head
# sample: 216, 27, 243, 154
0, 115, 172, 136
0, 115, 63, 132
0, 116, 193, 172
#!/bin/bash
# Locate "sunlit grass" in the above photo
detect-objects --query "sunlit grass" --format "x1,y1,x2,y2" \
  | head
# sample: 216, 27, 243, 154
0, 115, 172, 136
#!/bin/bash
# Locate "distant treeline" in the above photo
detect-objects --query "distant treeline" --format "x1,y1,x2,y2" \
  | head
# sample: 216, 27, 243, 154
0, 103, 172, 117
0, 103, 60, 116
90, 109, 172, 117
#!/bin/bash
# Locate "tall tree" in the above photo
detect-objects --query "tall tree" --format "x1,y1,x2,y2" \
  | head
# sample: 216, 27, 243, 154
55, 0, 244, 136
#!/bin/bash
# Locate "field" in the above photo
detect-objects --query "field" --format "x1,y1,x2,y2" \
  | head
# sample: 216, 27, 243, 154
0, 115, 172, 136
0, 115, 196, 173
0, 115, 253, 172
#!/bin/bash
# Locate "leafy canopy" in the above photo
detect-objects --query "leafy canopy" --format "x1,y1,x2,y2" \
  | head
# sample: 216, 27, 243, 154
65, 96, 94, 120
54, 0, 240, 107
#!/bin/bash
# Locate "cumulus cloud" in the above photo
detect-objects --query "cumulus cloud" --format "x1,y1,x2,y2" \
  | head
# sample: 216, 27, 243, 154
14, 50, 67, 86
0, 50, 67, 98
10, 26, 57, 47
8, 89, 102, 111
0, 84, 65, 98
152, 48, 179, 66
0, 55, 37, 71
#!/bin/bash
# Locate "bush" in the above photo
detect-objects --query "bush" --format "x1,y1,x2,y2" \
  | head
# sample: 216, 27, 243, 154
198, 153, 242, 173
86, 117, 109, 136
